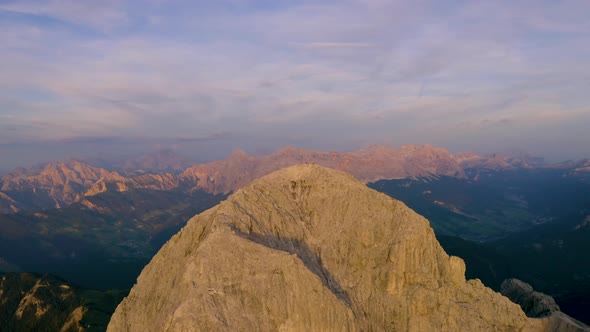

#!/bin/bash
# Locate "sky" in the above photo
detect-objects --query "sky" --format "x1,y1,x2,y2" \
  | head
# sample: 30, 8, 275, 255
1, 0, 589, 171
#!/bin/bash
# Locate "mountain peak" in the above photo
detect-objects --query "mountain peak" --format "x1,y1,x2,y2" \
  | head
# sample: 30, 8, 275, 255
178, 145, 467, 194
228, 148, 249, 158
0, 159, 112, 209
120, 149, 194, 173
275, 145, 306, 155
108, 165, 565, 331
255, 163, 354, 184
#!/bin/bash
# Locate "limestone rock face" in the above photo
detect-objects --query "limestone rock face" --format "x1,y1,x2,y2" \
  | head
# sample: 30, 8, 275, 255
109, 165, 548, 331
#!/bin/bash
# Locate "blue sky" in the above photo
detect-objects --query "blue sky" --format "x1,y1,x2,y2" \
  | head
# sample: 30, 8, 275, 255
0, 0, 589, 170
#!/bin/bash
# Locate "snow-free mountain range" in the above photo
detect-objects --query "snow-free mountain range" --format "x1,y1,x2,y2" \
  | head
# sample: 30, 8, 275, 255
2, 144, 585, 215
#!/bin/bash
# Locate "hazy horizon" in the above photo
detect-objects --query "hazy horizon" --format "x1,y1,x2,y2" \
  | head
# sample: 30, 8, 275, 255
1, 0, 589, 172
1, 140, 586, 176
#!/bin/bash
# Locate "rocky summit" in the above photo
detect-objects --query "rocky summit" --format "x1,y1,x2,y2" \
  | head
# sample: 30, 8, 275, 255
108, 165, 583, 331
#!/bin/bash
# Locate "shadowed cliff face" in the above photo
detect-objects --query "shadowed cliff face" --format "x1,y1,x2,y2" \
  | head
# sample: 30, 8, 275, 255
108, 164, 582, 332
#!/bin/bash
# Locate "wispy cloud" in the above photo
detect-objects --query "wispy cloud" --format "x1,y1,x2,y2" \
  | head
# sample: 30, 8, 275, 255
0, 0, 129, 31
301, 42, 375, 48
0, 0, 589, 162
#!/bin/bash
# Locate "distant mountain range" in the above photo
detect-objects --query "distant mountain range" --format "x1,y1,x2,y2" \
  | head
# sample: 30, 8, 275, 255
85, 148, 196, 175
2, 144, 579, 215
1, 145, 589, 327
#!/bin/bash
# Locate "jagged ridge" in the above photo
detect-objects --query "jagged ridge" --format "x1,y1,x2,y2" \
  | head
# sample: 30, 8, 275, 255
0, 145, 550, 214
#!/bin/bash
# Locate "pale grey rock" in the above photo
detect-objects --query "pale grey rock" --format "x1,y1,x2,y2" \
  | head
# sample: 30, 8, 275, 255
108, 165, 571, 332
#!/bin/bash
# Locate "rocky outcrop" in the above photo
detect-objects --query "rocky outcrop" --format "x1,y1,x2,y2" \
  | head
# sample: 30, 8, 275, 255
109, 165, 565, 331
501, 278, 560, 318
0, 272, 129, 332
0, 273, 86, 332
500, 278, 589, 331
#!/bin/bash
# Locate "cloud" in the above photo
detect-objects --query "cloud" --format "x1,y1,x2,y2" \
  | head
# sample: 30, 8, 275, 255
0, 0, 589, 162
57, 132, 233, 145
301, 42, 375, 48
0, 0, 129, 31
